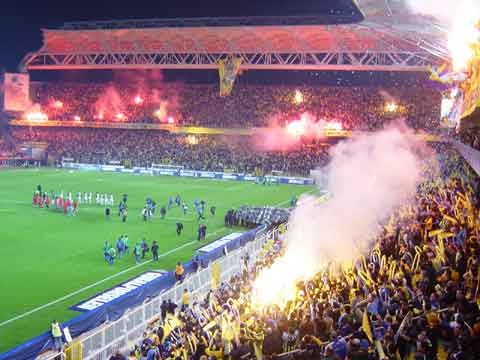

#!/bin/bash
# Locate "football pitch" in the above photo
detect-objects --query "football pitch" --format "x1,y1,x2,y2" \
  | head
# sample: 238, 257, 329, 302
0, 168, 314, 352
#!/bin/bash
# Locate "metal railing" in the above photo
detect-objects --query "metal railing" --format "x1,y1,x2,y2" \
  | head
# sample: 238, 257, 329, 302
37, 227, 276, 360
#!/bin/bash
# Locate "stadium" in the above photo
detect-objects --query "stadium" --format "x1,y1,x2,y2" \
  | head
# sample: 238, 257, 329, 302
0, 0, 480, 359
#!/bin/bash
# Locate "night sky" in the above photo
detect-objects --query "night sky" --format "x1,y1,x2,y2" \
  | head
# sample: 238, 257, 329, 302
0, 0, 361, 72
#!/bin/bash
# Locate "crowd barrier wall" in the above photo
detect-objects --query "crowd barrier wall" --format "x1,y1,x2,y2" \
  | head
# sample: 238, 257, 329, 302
61, 162, 315, 185
0, 224, 276, 360
452, 140, 480, 176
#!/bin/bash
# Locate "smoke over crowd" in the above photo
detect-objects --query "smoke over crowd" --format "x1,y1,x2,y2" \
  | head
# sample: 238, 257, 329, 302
253, 124, 428, 307
252, 113, 344, 152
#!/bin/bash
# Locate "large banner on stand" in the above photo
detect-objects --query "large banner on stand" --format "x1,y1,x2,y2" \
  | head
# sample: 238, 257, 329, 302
3, 73, 30, 112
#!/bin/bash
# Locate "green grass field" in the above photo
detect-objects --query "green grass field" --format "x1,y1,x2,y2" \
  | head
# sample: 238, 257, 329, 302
0, 168, 313, 352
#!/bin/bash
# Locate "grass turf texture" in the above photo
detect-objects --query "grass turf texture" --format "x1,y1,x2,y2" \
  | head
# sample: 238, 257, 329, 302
0, 168, 314, 352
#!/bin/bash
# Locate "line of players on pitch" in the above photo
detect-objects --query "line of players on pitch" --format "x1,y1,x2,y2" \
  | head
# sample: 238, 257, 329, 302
103, 236, 157, 265
137, 195, 216, 222
32, 184, 116, 216
103, 195, 212, 266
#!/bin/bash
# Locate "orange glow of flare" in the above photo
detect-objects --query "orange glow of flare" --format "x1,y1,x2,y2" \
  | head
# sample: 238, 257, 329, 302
186, 135, 198, 145
167, 116, 175, 124
286, 119, 305, 137
134, 95, 144, 105
447, 2, 480, 72
324, 121, 343, 131
73, 115, 81, 121
115, 113, 126, 121
26, 112, 48, 122
384, 102, 399, 113
252, 256, 299, 310
153, 108, 166, 120
293, 89, 304, 105
52, 100, 64, 109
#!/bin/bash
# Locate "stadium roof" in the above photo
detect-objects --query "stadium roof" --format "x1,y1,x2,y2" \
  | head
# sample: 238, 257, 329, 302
21, 0, 448, 72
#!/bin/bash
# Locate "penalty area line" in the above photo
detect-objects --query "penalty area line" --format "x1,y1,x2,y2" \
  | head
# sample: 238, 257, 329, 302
0, 227, 228, 328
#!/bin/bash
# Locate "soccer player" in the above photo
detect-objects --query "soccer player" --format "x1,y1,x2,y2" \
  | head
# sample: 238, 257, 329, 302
175, 194, 181, 207
108, 246, 116, 265
150, 200, 156, 215
118, 201, 125, 216
151, 240, 159, 261
176, 222, 184, 236
141, 207, 148, 222
63, 198, 69, 215
72, 200, 78, 215
160, 206, 166, 220
201, 224, 207, 241
105, 207, 111, 220
168, 196, 174, 209
210, 205, 216, 216
197, 205, 205, 221
182, 202, 188, 215
77, 192, 82, 204
121, 207, 128, 223
88, 192, 93, 204
141, 238, 149, 259
123, 235, 129, 255
96, 192, 100, 205
197, 224, 203, 241
104, 241, 111, 264
83, 192, 88, 204
116, 237, 125, 259
133, 243, 141, 264
109, 194, 114, 206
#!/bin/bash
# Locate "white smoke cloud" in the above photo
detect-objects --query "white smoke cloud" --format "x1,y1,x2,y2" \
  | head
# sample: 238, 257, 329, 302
404, 0, 480, 25
253, 124, 427, 306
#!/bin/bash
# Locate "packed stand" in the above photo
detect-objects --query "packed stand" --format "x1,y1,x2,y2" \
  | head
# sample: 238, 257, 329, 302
30, 81, 441, 131
106, 144, 480, 360
458, 130, 480, 151
10, 127, 329, 176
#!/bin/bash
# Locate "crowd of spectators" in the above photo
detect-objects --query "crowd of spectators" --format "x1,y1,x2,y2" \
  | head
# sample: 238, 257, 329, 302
30, 81, 441, 131
459, 130, 480, 151
106, 144, 480, 360
10, 127, 330, 176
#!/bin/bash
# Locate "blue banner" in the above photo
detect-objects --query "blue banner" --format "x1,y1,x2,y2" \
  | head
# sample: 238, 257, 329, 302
0, 226, 265, 360
61, 162, 315, 185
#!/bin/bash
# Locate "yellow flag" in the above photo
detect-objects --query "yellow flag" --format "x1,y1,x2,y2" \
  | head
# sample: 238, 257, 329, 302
163, 313, 183, 339
362, 310, 374, 343
211, 261, 221, 289
218, 57, 242, 96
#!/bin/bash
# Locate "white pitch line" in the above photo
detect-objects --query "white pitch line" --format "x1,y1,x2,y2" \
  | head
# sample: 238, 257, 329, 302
0, 227, 227, 328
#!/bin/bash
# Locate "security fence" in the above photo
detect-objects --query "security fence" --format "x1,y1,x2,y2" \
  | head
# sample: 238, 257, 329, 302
38, 226, 278, 360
